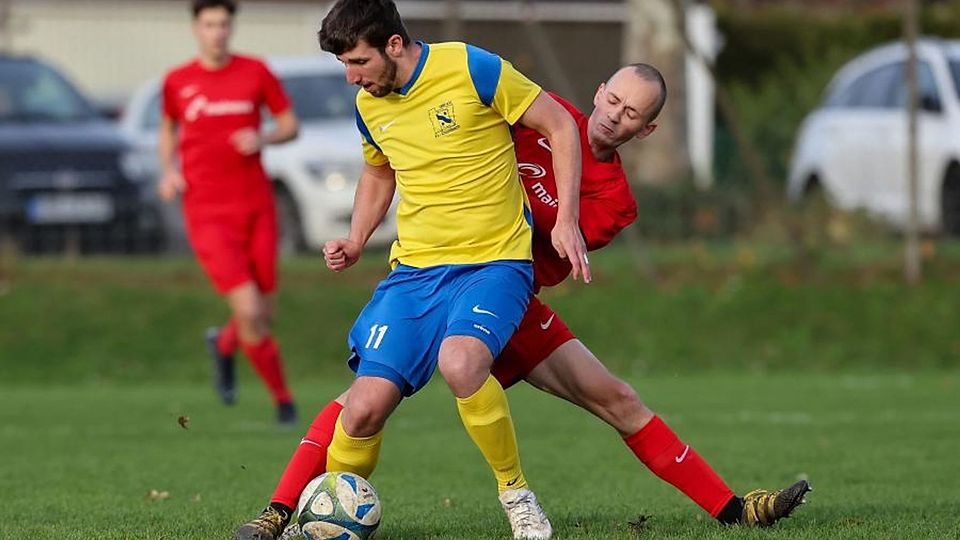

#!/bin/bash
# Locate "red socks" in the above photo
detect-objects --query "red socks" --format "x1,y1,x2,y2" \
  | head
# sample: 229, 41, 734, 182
240, 337, 292, 405
217, 318, 239, 356
624, 416, 736, 517
271, 401, 344, 508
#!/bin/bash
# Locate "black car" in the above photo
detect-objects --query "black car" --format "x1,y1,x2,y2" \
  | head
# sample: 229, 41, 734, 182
0, 54, 161, 253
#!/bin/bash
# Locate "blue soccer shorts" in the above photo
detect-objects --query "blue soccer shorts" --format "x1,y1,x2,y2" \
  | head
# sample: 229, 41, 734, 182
346, 261, 533, 396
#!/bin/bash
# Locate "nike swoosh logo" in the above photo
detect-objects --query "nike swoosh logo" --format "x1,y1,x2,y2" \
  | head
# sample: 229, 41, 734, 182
379, 120, 397, 132
540, 314, 555, 330
675, 445, 690, 463
472, 305, 499, 318
537, 137, 552, 152
506, 476, 521, 487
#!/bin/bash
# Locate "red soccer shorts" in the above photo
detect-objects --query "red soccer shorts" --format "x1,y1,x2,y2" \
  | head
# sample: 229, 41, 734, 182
185, 204, 278, 295
492, 296, 576, 389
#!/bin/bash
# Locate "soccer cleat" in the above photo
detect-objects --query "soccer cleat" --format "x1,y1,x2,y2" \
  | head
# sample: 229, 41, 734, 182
277, 401, 298, 427
234, 505, 291, 540
205, 327, 236, 405
741, 479, 812, 527
499, 488, 553, 539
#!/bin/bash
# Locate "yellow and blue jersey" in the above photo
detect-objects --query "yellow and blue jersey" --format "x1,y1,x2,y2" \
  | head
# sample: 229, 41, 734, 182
355, 42, 541, 268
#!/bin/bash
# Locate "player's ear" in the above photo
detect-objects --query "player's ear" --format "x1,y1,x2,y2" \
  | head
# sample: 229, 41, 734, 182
635, 123, 657, 141
593, 83, 605, 106
385, 34, 404, 57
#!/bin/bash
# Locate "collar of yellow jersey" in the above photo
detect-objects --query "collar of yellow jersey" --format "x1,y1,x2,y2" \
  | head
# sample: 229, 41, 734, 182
395, 41, 430, 96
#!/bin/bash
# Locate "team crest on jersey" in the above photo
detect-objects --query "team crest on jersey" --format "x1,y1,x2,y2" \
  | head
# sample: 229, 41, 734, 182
428, 101, 460, 137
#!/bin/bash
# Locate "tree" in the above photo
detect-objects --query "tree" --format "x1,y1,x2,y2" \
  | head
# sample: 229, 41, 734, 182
621, 0, 691, 185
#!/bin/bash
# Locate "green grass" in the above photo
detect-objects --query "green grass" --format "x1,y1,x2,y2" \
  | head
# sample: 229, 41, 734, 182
1, 374, 958, 539
3, 241, 960, 384
1, 242, 959, 538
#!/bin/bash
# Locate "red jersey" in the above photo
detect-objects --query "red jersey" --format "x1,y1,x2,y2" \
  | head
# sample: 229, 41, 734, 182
162, 54, 291, 212
515, 93, 638, 288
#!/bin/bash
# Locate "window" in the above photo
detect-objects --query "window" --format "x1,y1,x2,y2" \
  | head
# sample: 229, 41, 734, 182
0, 59, 95, 122
828, 63, 901, 109
889, 61, 942, 112
948, 58, 960, 102
280, 73, 357, 122
142, 89, 162, 130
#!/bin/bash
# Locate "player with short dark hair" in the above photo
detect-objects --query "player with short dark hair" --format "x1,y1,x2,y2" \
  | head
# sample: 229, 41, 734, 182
234, 0, 591, 538
191, 0, 236, 18
159, 0, 300, 424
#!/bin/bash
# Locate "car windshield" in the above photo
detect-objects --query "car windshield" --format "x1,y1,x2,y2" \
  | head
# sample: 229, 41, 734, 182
0, 59, 96, 123
949, 58, 960, 101
281, 73, 357, 121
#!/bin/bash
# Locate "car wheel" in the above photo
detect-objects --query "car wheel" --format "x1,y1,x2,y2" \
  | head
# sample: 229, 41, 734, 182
275, 185, 304, 256
940, 164, 960, 236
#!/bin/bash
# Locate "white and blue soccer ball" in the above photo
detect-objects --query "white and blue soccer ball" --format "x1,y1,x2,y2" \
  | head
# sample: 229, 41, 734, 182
296, 472, 382, 540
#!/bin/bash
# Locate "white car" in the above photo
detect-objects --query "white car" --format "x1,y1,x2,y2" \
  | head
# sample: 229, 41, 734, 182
119, 55, 397, 253
788, 38, 960, 234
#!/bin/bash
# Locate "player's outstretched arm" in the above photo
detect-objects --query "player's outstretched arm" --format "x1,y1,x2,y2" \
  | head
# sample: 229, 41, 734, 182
517, 92, 591, 283
324, 162, 396, 272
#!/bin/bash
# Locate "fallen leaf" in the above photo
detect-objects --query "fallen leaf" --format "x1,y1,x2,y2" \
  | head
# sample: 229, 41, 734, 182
146, 489, 170, 501
178, 415, 190, 429
627, 515, 650, 536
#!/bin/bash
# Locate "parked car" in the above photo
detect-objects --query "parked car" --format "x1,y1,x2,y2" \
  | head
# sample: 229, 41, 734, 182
120, 54, 397, 254
788, 38, 960, 234
0, 54, 159, 253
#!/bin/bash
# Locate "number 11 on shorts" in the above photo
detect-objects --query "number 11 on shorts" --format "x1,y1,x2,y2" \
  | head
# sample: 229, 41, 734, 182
365, 324, 389, 349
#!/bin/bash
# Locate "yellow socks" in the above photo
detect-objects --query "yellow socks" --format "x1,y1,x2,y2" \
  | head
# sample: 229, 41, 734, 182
325, 414, 383, 479
456, 375, 528, 492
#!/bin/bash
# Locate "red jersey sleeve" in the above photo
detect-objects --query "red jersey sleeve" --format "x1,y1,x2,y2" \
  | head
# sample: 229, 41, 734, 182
258, 62, 291, 115
161, 74, 179, 120
579, 177, 638, 251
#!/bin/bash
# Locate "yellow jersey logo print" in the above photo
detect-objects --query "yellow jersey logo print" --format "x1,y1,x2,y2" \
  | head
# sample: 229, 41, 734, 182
429, 101, 460, 137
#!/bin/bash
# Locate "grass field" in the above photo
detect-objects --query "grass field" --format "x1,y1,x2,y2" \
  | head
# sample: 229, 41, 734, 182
1, 243, 959, 539
2, 374, 958, 539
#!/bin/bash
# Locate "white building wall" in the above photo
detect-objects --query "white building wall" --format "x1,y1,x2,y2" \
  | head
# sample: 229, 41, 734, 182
6, 0, 326, 97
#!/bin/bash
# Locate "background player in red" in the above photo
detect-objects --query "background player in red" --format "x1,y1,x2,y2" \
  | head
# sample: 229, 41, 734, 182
158, 0, 300, 425
236, 64, 809, 539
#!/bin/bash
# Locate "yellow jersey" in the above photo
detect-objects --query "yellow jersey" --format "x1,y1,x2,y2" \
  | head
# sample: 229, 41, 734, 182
355, 42, 541, 268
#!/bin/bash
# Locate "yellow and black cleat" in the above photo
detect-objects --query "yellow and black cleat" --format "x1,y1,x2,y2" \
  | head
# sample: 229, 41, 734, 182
741, 479, 812, 527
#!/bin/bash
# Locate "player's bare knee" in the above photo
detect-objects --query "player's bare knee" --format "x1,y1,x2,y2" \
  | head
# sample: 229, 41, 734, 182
232, 302, 261, 328
341, 400, 387, 437
438, 353, 487, 397
600, 379, 642, 416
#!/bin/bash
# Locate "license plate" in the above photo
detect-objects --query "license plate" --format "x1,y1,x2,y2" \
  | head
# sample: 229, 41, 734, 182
27, 193, 115, 224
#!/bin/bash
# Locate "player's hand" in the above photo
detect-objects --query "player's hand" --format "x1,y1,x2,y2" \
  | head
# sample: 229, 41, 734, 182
231, 128, 263, 156
324, 239, 363, 272
157, 170, 186, 202
551, 217, 591, 283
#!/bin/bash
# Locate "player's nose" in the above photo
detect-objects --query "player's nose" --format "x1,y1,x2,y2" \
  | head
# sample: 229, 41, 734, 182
345, 67, 362, 86
608, 107, 622, 124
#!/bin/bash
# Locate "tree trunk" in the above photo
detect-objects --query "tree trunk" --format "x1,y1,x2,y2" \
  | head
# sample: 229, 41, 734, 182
621, 0, 690, 186
904, 0, 922, 285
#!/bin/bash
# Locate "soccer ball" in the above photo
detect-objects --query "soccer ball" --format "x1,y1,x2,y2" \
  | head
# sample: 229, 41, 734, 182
296, 472, 382, 540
